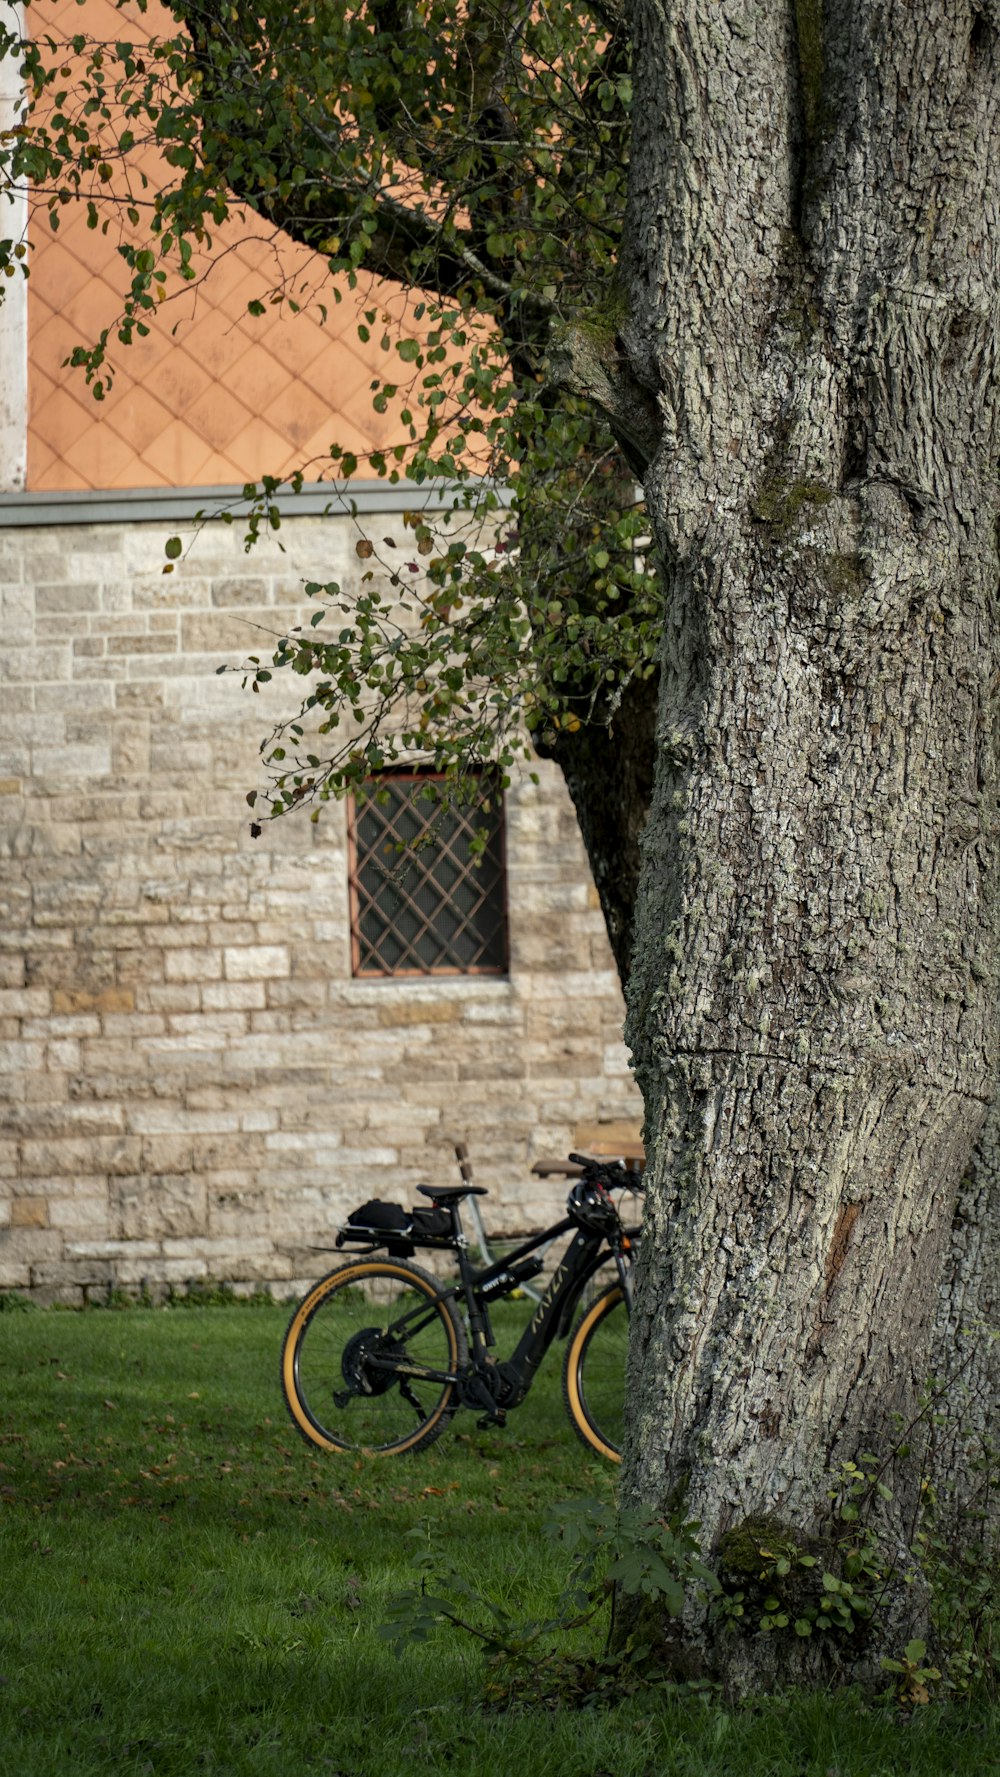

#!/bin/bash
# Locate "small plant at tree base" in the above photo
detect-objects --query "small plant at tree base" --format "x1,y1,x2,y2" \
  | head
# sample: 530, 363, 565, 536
879, 1638, 942, 1708
378, 1497, 718, 1706
716, 1457, 893, 1644
914, 1458, 1000, 1700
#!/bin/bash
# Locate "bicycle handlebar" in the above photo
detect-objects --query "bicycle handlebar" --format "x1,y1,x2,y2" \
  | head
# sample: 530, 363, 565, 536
566, 1152, 644, 1192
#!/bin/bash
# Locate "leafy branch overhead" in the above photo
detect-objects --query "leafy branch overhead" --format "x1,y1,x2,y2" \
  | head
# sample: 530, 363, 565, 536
1, 0, 664, 814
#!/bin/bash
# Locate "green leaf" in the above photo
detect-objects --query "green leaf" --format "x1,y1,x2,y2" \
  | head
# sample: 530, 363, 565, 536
164, 536, 182, 560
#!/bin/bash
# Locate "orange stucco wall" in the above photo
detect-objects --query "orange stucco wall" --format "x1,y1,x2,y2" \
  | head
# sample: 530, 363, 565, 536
27, 0, 409, 490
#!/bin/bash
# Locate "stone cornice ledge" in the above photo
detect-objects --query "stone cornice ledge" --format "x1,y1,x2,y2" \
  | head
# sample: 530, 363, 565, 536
0, 479, 512, 528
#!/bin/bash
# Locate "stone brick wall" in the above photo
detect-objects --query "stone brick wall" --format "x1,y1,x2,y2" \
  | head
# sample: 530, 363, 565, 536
0, 504, 641, 1302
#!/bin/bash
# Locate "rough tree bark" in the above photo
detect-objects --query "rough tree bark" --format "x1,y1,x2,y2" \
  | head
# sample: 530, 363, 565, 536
615, 0, 1000, 1687
929, 1110, 1000, 1560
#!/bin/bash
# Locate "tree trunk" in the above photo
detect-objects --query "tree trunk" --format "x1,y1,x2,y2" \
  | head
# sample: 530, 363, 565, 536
616, 0, 1000, 1688
546, 667, 658, 987
928, 1107, 1000, 1566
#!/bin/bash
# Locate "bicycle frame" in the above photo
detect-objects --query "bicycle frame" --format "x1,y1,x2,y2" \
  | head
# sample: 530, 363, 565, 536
461, 1219, 632, 1410
460, 1189, 553, 1304
364, 1200, 634, 1419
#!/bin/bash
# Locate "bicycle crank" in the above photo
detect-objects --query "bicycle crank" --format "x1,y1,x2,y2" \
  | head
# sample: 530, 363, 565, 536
458, 1369, 508, 1427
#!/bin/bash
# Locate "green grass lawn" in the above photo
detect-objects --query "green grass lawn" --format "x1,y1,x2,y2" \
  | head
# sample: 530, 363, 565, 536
1, 1298, 997, 1777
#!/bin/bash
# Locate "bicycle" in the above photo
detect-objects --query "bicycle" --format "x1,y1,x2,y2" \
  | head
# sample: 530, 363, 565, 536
280, 1154, 643, 1463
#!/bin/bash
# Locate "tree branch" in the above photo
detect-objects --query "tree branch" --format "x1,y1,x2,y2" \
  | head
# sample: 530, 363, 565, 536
547, 321, 661, 474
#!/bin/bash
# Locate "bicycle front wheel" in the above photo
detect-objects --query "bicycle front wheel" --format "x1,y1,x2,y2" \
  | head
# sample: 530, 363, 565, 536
281, 1258, 467, 1456
562, 1283, 629, 1463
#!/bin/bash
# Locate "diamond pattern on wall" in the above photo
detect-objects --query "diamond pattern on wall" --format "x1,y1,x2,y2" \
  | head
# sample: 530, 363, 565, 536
26, 0, 425, 492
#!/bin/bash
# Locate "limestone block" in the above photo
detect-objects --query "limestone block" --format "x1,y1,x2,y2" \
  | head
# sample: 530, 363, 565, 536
112, 726, 152, 776
98, 1015, 166, 1040
32, 742, 113, 778
187, 1133, 255, 1173
224, 945, 291, 980
0, 1038, 46, 1071
207, 1187, 272, 1237
51, 987, 135, 1016
156, 1258, 209, 1281
202, 981, 267, 1011
162, 1234, 273, 1262
35, 584, 102, 614
142, 983, 202, 1014
166, 1012, 249, 1041
112, 1174, 208, 1240
358, 1123, 445, 1159
1, 1100, 125, 1138
359, 1103, 442, 1134
0, 583, 33, 631
210, 576, 271, 607
10, 1197, 49, 1228
18, 1134, 143, 1178
132, 575, 210, 611
263, 1129, 335, 1156
128, 1104, 244, 1136
209, 920, 257, 945
45, 1037, 81, 1066
168, 1068, 238, 1104
144, 1031, 230, 1057
1, 644, 74, 682
66, 1238, 162, 1260
240, 1109, 279, 1133
0, 1225, 63, 1273
138, 1135, 195, 1173
0, 986, 52, 1017
126, 654, 227, 681
320, 1146, 399, 1169
47, 1194, 110, 1234
65, 541, 126, 579
31, 1255, 113, 1292
374, 998, 463, 1029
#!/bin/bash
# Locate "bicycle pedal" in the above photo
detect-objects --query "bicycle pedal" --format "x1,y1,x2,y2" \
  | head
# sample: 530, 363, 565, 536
476, 1409, 507, 1431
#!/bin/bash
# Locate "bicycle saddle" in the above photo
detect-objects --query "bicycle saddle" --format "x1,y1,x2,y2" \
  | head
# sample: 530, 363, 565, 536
416, 1183, 487, 1201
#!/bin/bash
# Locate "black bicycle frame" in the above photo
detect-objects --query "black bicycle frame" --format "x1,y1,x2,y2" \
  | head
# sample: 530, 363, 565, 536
356, 1196, 633, 1414
448, 1209, 632, 1409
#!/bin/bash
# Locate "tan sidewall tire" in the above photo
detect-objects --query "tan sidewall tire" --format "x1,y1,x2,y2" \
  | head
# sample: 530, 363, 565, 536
281, 1258, 464, 1455
562, 1284, 625, 1464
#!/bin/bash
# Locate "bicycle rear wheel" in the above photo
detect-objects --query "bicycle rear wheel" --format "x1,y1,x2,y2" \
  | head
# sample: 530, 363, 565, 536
562, 1283, 628, 1462
281, 1258, 467, 1455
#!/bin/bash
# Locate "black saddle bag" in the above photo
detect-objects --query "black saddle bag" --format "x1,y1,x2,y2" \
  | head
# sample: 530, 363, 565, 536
337, 1198, 451, 1257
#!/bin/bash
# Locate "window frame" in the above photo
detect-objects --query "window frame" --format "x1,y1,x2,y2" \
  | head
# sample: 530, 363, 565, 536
346, 767, 510, 980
